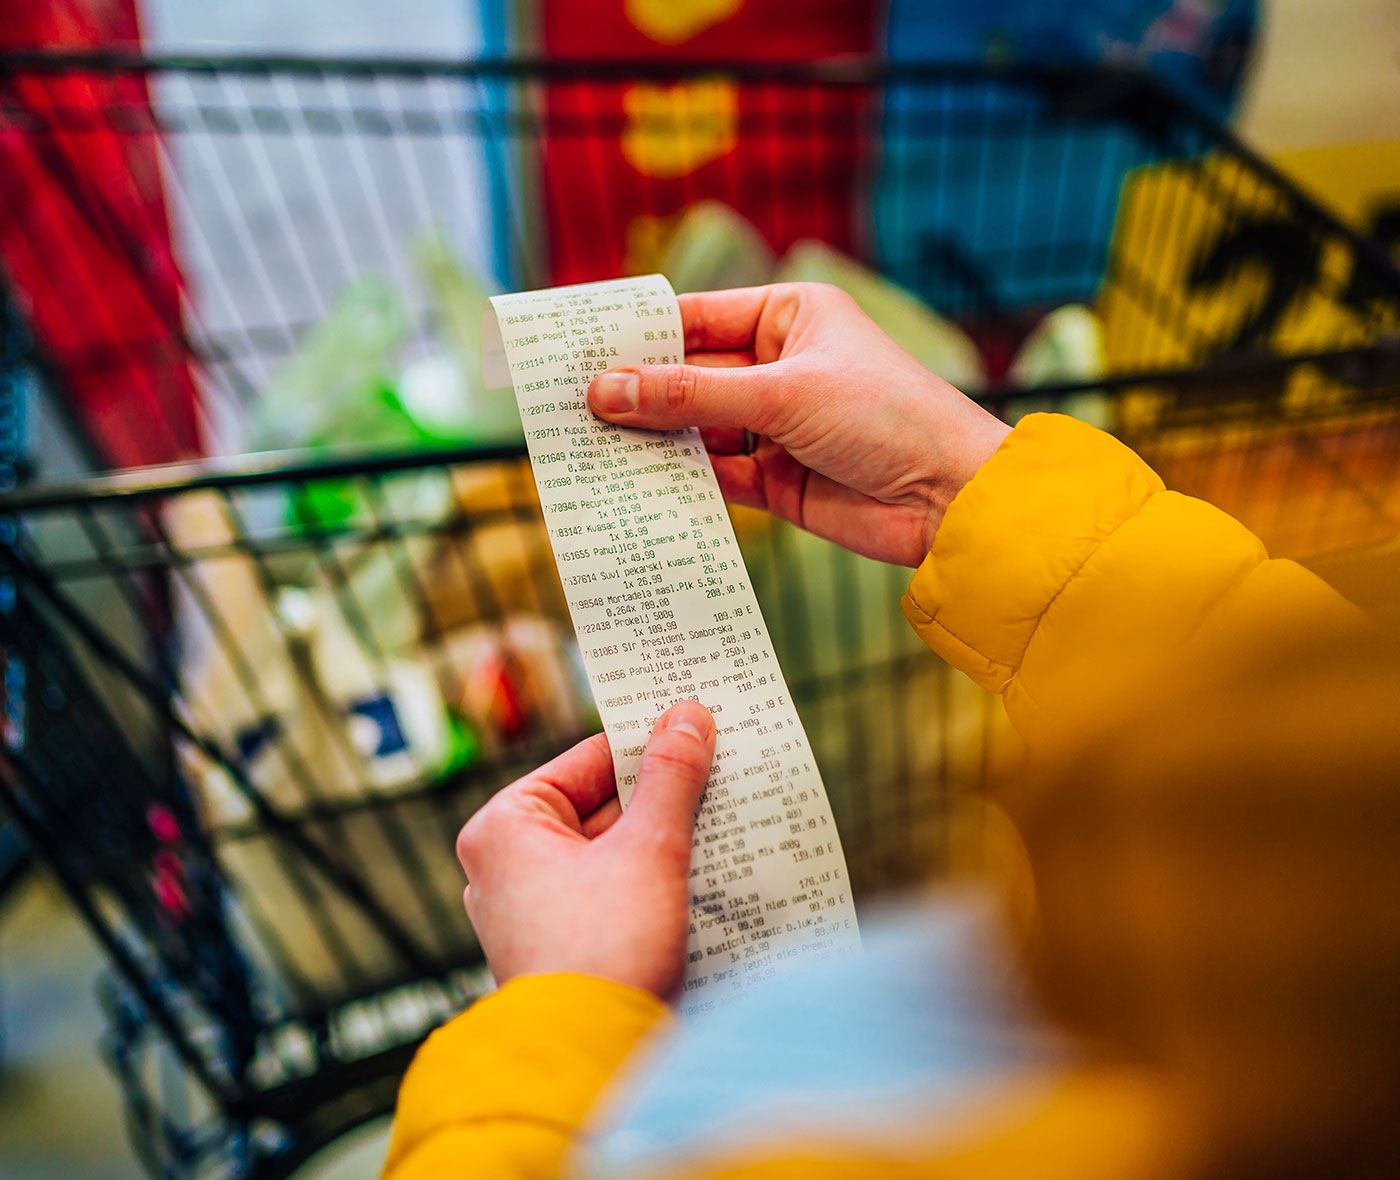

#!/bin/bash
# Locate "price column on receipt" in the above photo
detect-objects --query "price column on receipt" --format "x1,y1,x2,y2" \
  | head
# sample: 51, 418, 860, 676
485, 274, 859, 1013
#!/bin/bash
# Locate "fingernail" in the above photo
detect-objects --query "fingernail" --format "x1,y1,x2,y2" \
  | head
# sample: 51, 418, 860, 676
665, 708, 708, 743
591, 371, 639, 415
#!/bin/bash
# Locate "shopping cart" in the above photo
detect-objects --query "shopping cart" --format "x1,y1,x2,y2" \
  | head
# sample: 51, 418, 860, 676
0, 52, 1398, 1180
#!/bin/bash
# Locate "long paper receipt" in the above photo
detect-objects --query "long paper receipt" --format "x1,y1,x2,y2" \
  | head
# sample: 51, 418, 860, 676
486, 274, 859, 1013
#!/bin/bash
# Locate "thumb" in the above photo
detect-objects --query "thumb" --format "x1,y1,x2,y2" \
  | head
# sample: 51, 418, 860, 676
616, 701, 716, 864
588, 363, 777, 433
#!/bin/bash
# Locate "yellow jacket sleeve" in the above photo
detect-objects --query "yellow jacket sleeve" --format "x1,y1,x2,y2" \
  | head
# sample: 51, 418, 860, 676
381, 413, 1371, 1180
901, 413, 1367, 751
381, 973, 672, 1180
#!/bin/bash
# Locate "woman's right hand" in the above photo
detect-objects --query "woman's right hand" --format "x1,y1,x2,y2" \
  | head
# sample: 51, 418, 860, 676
586, 282, 1010, 568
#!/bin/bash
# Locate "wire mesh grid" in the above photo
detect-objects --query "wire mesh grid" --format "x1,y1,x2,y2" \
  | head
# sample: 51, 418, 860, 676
0, 53, 1398, 1180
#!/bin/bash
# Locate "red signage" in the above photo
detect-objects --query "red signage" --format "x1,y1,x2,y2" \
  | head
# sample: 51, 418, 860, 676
0, 2, 202, 469
540, 2, 877, 284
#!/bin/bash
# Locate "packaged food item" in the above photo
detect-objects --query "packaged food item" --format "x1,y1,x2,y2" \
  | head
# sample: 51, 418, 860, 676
775, 240, 987, 391
409, 232, 522, 445
247, 279, 409, 456
417, 462, 569, 634
168, 490, 329, 827
200, 611, 594, 1007
185, 576, 467, 825
433, 615, 596, 754
1006, 303, 1113, 429
242, 277, 429, 533
249, 237, 519, 536
658, 200, 775, 293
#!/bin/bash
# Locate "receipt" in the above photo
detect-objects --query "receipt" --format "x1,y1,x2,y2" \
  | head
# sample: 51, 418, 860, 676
485, 275, 859, 1012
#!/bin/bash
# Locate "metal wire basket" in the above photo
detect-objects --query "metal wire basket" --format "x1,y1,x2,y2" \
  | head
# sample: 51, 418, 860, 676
0, 52, 1398, 1179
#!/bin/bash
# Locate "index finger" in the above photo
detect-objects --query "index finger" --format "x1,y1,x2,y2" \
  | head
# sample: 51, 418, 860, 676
524, 732, 617, 819
679, 287, 778, 353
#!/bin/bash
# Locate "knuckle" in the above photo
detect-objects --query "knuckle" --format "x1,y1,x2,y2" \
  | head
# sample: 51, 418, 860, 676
627, 801, 696, 858
681, 295, 712, 351
642, 740, 708, 784
775, 279, 830, 305
805, 280, 845, 304
456, 813, 485, 868
790, 280, 855, 320
455, 786, 518, 866
661, 365, 699, 415
645, 824, 694, 864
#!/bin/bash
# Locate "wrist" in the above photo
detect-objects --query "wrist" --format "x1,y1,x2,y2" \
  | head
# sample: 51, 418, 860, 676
918, 403, 1012, 556
490, 940, 684, 1001
503, 970, 677, 1013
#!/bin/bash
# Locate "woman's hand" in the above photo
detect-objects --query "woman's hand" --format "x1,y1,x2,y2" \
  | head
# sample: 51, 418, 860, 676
456, 701, 715, 1000
586, 282, 1009, 567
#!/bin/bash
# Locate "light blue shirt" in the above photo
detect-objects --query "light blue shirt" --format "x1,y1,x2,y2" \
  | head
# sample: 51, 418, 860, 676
579, 889, 1070, 1179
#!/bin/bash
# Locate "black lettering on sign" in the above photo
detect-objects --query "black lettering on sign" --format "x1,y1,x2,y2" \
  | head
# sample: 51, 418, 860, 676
1186, 217, 1320, 354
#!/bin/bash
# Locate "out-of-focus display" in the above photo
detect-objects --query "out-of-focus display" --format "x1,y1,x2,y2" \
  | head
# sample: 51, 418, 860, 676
1, 28, 1397, 1180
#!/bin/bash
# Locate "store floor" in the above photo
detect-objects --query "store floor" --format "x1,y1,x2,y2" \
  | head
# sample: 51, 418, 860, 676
0, 874, 390, 1180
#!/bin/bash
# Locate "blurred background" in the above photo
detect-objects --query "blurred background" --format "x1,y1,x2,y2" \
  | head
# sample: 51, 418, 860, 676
0, 2, 1396, 1178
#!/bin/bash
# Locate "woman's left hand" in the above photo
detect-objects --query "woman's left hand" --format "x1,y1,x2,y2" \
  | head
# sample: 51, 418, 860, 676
456, 701, 716, 1000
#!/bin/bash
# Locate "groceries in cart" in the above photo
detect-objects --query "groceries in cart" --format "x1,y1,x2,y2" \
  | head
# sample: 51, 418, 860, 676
176, 236, 592, 833
1004, 304, 1113, 428
178, 518, 592, 828
658, 199, 777, 293
246, 233, 523, 531
657, 201, 1111, 412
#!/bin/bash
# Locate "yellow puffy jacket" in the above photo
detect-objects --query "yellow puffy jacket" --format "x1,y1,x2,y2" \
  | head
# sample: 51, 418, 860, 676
381, 414, 1397, 1180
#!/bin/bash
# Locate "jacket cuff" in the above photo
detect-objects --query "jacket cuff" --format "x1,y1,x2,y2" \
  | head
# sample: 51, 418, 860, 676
387, 974, 672, 1164
901, 414, 1163, 694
